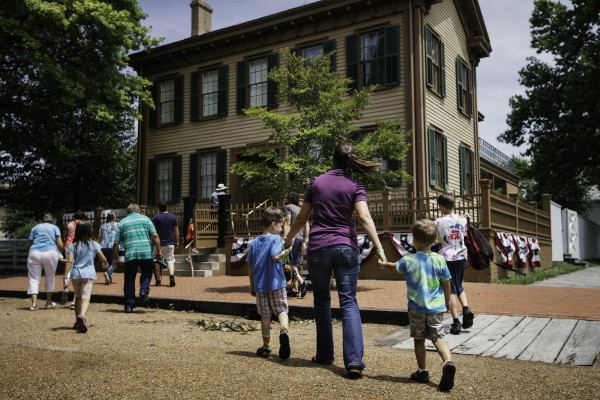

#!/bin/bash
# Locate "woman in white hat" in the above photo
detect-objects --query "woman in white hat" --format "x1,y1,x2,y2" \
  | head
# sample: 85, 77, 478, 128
210, 183, 227, 208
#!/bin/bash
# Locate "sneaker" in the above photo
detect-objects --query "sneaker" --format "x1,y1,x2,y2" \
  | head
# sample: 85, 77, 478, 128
140, 294, 149, 306
192, 248, 200, 254
76, 315, 88, 333
103, 272, 110, 285
69, 303, 75, 311
462, 308, 475, 329
155, 280, 161, 287
410, 370, 430, 383
72, 322, 79, 330
300, 281, 308, 298
289, 291, 300, 298
169, 276, 175, 287
439, 361, 456, 392
450, 319, 462, 335
29, 305, 38, 311
256, 346, 271, 357
44, 302, 56, 309
279, 330, 290, 360
185, 256, 191, 263
124, 306, 133, 313
347, 364, 363, 378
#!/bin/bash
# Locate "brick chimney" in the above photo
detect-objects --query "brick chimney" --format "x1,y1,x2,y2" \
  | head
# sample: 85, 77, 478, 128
190, 0, 213, 36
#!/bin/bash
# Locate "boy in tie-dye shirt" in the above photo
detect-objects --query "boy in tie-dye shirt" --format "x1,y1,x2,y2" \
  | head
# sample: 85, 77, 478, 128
435, 192, 474, 335
380, 219, 456, 391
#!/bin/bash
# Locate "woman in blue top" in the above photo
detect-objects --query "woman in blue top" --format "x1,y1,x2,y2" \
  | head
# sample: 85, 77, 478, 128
26, 213, 64, 311
98, 212, 119, 284
63, 221, 108, 333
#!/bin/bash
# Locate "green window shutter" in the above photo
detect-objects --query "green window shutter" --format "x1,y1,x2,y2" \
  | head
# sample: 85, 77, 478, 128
147, 158, 156, 205
428, 126, 437, 186
217, 65, 229, 116
149, 83, 157, 129
236, 60, 247, 113
384, 24, 400, 86
190, 72, 199, 121
456, 58, 464, 111
345, 34, 359, 91
171, 155, 182, 203
470, 149, 476, 192
467, 66, 473, 117
459, 144, 467, 194
425, 26, 433, 88
440, 40, 446, 97
216, 149, 227, 187
189, 153, 198, 198
174, 75, 184, 124
267, 53, 279, 108
442, 135, 448, 189
323, 39, 336, 71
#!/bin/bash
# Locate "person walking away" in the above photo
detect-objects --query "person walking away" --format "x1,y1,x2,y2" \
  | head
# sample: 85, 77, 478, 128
152, 202, 180, 287
112, 203, 162, 313
184, 218, 199, 263
26, 213, 64, 310
246, 207, 291, 360
435, 192, 474, 334
63, 221, 109, 333
283, 191, 309, 298
284, 142, 387, 378
98, 212, 119, 284
63, 211, 87, 310
210, 183, 227, 209
380, 219, 456, 391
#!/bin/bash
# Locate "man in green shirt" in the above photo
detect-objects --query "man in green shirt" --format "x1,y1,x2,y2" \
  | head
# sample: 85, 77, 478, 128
112, 203, 162, 313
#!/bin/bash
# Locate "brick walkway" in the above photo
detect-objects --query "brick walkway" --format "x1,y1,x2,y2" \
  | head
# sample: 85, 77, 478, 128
1, 273, 599, 321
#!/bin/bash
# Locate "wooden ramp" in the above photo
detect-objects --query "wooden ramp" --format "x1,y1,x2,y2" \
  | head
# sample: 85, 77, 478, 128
387, 315, 600, 366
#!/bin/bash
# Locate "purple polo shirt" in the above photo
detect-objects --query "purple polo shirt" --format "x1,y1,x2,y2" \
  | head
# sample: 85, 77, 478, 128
303, 169, 368, 254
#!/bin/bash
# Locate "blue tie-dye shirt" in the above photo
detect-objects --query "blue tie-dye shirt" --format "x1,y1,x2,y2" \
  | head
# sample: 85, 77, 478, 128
396, 251, 451, 314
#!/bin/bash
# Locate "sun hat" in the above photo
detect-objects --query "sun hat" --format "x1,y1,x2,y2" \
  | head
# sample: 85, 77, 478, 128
215, 183, 227, 191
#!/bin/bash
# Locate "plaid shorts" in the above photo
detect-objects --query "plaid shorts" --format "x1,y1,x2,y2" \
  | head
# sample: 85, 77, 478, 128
256, 287, 288, 317
408, 308, 446, 342
72, 278, 94, 300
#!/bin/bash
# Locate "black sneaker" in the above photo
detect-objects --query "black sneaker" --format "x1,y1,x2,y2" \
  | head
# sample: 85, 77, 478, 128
462, 308, 474, 329
439, 361, 456, 392
410, 370, 430, 383
279, 330, 290, 360
155, 280, 161, 287
169, 276, 175, 287
300, 281, 308, 298
140, 294, 149, 306
124, 306, 133, 313
450, 319, 462, 335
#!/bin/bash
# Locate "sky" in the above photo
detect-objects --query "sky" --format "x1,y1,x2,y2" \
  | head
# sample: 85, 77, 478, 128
135, 0, 547, 158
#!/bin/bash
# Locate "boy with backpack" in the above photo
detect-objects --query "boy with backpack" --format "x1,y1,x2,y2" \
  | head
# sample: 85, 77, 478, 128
380, 218, 456, 391
435, 192, 474, 334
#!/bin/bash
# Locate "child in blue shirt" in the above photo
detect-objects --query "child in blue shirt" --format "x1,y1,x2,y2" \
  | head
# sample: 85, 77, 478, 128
380, 218, 456, 392
63, 221, 108, 333
246, 207, 291, 359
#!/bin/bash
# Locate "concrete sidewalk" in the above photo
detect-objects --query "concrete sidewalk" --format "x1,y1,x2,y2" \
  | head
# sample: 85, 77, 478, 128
1, 267, 599, 322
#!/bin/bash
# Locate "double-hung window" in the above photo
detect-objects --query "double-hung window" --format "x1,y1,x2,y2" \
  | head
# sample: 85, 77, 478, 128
460, 144, 475, 194
188, 150, 227, 200
249, 58, 268, 107
147, 155, 182, 204
149, 76, 184, 128
428, 126, 448, 189
236, 53, 279, 112
292, 40, 336, 69
345, 25, 400, 91
190, 65, 228, 120
425, 25, 445, 96
456, 57, 473, 117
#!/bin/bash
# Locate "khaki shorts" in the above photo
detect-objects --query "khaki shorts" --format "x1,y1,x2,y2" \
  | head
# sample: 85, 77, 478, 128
154, 245, 175, 263
408, 308, 446, 342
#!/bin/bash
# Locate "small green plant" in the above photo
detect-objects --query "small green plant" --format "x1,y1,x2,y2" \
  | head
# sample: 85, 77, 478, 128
492, 261, 585, 285
190, 319, 260, 333
168, 303, 175, 311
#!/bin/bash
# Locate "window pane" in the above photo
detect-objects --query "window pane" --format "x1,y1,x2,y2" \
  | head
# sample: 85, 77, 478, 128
248, 58, 268, 106
360, 31, 384, 86
158, 159, 172, 202
202, 69, 219, 117
160, 79, 175, 124
302, 45, 324, 65
200, 152, 217, 199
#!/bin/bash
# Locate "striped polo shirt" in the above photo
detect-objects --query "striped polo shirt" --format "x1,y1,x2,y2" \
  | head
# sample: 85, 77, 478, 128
115, 212, 156, 262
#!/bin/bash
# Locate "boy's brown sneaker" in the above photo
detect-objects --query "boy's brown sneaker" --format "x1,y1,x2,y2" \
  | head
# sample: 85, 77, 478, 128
439, 361, 456, 392
410, 370, 430, 383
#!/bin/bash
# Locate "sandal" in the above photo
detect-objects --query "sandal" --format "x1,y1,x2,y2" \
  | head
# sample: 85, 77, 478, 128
45, 302, 56, 309
29, 306, 38, 311
256, 347, 271, 357
311, 356, 333, 365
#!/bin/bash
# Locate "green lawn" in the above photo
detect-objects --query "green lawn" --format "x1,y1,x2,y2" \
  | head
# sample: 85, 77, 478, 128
492, 259, 599, 285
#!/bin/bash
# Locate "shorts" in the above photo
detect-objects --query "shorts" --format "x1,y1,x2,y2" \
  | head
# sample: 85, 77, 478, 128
446, 259, 467, 295
290, 238, 303, 268
256, 288, 288, 317
408, 308, 445, 342
154, 245, 175, 263
72, 278, 94, 300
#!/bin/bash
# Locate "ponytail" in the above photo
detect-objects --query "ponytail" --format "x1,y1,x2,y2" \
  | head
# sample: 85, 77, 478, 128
332, 142, 380, 175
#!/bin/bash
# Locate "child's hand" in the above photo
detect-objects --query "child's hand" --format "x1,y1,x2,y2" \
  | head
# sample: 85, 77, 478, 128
102, 262, 109, 270
63, 277, 69, 290
379, 261, 397, 271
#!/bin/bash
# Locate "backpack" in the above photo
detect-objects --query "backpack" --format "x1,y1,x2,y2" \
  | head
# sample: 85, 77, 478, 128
465, 224, 493, 270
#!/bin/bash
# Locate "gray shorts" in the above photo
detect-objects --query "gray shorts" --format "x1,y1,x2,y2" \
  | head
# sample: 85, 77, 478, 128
408, 308, 446, 342
154, 245, 175, 263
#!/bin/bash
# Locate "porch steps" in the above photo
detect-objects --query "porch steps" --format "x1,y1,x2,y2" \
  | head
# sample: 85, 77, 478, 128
172, 247, 226, 277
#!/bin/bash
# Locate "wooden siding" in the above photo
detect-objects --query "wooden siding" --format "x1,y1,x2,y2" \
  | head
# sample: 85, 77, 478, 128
424, 1, 477, 195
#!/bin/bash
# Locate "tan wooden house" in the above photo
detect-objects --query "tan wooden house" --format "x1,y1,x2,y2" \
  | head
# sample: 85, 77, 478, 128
129, 0, 491, 207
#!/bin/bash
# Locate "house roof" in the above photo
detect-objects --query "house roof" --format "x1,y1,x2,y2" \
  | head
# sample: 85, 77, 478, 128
129, 0, 491, 72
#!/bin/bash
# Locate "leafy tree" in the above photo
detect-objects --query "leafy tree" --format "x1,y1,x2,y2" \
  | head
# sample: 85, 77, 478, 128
231, 48, 411, 200
500, 0, 599, 213
0, 0, 159, 216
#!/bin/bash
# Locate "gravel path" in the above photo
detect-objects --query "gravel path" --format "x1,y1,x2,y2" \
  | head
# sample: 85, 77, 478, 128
1, 297, 598, 399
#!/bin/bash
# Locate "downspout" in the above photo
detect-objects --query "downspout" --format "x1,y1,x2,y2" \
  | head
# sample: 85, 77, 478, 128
408, 0, 417, 197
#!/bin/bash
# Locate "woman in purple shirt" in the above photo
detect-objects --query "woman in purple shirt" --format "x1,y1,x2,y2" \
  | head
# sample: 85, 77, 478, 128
284, 142, 387, 377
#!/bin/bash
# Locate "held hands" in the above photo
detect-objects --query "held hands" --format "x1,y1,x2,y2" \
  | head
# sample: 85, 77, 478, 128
379, 261, 397, 271
63, 277, 69, 290
102, 262, 109, 271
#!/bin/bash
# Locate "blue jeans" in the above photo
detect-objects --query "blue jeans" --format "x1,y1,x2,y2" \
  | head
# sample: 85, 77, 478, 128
307, 245, 365, 370
123, 258, 153, 308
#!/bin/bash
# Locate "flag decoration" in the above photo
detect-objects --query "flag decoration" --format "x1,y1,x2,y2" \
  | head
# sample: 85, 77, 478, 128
513, 235, 530, 268
230, 237, 254, 268
527, 237, 541, 267
495, 232, 515, 267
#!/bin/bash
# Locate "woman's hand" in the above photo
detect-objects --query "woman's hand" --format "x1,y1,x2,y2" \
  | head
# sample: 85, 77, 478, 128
63, 277, 69, 290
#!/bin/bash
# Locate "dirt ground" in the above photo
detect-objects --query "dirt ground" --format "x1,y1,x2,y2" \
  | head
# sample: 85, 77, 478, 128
1, 296, 598, 400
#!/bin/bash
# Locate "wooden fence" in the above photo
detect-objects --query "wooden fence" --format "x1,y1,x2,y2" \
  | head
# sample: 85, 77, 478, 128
0, 239, 28, 271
